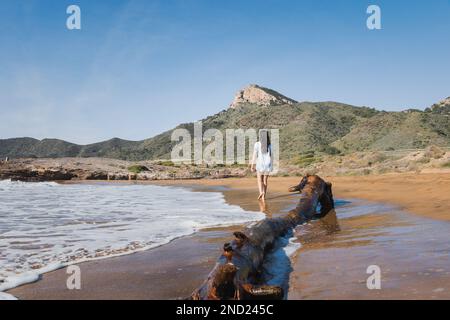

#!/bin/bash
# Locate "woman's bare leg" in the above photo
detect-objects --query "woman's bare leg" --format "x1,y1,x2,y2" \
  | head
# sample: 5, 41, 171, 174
257, 172, 264, 199
262, 175, 269, 199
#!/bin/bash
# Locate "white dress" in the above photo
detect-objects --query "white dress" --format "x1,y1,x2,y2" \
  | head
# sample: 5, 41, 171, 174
253, 142, 273, 174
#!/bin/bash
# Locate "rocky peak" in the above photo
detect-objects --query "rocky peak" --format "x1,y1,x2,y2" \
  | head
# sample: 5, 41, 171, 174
428, 97, 450, 114
437, 97, 450, 106
229, 84, 297, 109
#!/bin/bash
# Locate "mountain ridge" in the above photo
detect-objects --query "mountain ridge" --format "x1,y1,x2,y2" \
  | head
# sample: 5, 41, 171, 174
1, 85, 449, 160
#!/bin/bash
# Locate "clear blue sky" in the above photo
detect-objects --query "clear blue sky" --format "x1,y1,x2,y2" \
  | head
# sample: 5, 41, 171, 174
1, 0, 449, 144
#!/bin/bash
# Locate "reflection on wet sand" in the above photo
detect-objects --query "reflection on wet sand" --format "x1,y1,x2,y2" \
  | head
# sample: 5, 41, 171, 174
289, 199, 450, 299
223, 189, 299, 217
258, 199, 271, 217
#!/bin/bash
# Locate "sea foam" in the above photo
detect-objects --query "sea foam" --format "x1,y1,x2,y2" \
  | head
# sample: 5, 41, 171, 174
0, 180, 265, 293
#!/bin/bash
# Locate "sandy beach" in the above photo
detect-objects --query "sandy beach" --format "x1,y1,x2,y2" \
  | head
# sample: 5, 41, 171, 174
155, 172, 450, 221
7, 172, 450, 300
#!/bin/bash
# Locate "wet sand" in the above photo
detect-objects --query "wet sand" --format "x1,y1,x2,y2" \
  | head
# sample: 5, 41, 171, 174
7, 182, 297, 300
7, 227, 241, 300
289, 202, 450, 299
7, 172, 450, 299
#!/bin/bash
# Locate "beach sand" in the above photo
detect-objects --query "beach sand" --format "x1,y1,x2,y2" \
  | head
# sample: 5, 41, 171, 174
155, 172, 450, 221
7, 172, 450, 299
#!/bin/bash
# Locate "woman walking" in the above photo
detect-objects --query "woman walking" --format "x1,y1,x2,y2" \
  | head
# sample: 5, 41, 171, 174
250, 129, 273, 200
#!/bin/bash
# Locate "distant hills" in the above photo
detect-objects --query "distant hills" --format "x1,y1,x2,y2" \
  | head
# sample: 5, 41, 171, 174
0, 137, 141, 159
1, 85, 449, 161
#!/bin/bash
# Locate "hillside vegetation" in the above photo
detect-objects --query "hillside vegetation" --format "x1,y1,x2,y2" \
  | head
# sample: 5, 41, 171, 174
1, 87, 449, 162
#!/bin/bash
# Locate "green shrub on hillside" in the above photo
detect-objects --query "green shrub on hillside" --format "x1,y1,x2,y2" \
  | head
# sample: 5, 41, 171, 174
293, 151, 322, 167
320, 145, 341, 155
157, 160, 175, 167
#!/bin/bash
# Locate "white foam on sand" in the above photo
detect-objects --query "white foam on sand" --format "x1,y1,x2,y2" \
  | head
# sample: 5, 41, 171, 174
0, 292, 18, 300
0, 180, 265, 295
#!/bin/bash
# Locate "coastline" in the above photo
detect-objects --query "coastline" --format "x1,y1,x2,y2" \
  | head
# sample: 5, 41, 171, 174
155, 172, 450, 221
6, 226, 244, 300
6, 172, 450, 299
5, 182, 277, 300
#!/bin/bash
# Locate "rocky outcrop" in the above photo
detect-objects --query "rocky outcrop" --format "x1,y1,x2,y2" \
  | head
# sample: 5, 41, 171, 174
0, 158, 249, 182
0, 168, 76, 182
427, 97, 450, 114
229, 84, 297, 109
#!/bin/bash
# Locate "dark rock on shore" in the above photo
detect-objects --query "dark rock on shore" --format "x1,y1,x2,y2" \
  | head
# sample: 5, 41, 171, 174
0, 168, 76, 182
0, 158, 249, 182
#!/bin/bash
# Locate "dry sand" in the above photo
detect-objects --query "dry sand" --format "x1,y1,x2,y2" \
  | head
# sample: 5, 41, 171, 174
7, 172, 450, 299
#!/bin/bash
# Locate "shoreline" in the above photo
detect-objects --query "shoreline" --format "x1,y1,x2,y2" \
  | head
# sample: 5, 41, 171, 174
0, 223, 246, 295
152, 172, 450, 221
6, 228, 241, 300
5, 172, 450, 299
4, 182, 281, 300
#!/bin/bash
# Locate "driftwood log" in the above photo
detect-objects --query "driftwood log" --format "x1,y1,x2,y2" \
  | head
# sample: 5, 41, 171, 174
191, 175, 335, 300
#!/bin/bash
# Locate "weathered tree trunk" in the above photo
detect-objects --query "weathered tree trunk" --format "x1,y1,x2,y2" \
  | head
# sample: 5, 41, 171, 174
191, 175, 334, 300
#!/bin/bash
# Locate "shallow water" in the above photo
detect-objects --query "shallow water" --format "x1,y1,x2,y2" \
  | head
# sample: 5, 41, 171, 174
259, 198, 350, 297
0, 180, 264, 293
289, 198, 450, 299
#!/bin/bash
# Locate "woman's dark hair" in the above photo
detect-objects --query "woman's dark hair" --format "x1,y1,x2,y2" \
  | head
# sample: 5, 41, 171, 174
259, 130, 271, 154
